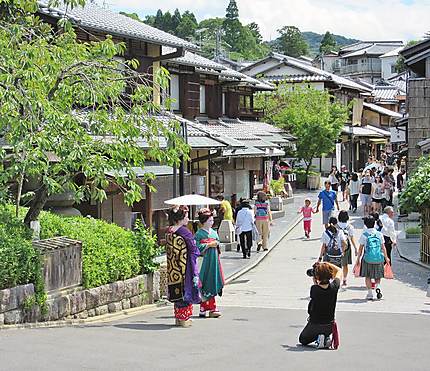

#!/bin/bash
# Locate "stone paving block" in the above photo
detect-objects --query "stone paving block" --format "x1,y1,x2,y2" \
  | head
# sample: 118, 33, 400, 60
87, 309, 96, 317
69, 291, 86, 315
0, 312, 4, 325
129, 295, 142, 308
124, 277, 141, 298
85, 287, 101, 309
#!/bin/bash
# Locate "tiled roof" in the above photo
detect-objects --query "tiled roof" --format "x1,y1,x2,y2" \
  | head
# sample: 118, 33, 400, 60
342, 125, 390, 138
340, 42, 404, 58
38, 1, 197, 50
196, 118, 289, 158
380, 47, 404, 58
163, 46, 225, 71
106, 162, 177, 178
372, 86, 403, 102
266, 74, 330, 83
363, 102, 402, 118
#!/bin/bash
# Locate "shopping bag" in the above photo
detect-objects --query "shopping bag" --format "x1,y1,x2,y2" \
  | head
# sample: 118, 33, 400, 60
353, 261, 361, 278
384, 263, 394, 279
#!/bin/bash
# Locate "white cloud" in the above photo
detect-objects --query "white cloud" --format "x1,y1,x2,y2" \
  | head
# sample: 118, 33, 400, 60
105, 0, 430, 42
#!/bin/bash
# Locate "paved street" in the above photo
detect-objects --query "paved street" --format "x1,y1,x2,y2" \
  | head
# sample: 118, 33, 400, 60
1, 199, 430, 371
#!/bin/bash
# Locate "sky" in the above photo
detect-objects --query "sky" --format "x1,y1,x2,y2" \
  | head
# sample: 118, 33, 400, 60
103, 0, 430, 42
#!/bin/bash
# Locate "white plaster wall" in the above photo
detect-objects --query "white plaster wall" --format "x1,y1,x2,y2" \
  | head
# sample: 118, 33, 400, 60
380, 55, 398, 80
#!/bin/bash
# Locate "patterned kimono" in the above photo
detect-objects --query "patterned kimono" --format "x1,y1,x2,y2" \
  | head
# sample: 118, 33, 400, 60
166, 226, 200, 321
195, 228, 225, 313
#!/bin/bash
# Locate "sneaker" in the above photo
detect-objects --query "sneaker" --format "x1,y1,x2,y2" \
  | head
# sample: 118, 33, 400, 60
366, 291, 375, 301
324, 335, 332, 349
376, 287, 383, 300
257, 243, 262, 252
316, 334, 325, 349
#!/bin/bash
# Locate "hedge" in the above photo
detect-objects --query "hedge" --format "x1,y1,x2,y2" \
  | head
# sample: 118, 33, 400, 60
0, 206, 160, 292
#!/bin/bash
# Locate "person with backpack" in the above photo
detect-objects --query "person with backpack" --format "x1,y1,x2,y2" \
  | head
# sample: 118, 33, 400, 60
316, 181, 340, 228
355, 215, 390, 301
318, 217, 347, 268
337, 211, 358, 288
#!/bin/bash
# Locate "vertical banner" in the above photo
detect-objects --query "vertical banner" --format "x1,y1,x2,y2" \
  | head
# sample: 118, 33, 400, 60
336, 142, 342, 170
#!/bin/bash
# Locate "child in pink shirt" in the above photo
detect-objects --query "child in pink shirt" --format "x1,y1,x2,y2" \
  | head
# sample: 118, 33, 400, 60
298, 198, 316, 238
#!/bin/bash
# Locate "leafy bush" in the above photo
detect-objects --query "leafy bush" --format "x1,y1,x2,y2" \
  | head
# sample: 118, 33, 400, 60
0, 207, 46, 309
0, 205, 160, 292
270, 177, 285, 196
405, 226, 421, 235
400, 157, 430, 213
287, 168, 319, 186
39, 212, 160, 288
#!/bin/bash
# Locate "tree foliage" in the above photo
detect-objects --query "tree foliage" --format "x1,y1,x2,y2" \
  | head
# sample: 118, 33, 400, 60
0, 0, 188, 225
257, 86, 348, 173
277, 26, 309, 57
400, 157, 430, 213
319, 31, 337, 54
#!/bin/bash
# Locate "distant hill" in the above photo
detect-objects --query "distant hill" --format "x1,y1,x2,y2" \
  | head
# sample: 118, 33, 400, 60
302, 31, 360, 56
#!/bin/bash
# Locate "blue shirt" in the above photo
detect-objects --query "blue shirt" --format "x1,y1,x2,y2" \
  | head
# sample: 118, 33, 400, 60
318, 190, 337, 211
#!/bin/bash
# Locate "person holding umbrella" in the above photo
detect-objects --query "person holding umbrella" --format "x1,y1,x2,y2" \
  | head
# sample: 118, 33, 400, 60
194, 208, 224, 319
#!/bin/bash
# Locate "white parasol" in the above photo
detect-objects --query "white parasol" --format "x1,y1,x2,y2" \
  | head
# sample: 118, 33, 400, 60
164, 194, 221, 206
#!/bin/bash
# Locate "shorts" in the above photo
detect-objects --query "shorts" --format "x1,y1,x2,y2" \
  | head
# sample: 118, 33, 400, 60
340, 182, 347, 192
331, 183, 339, 191
361, 194, 372, 206
322, 210, 333, 224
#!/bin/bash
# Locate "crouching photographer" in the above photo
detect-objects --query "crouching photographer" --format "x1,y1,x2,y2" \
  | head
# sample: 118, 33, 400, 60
299, 262, 342, 349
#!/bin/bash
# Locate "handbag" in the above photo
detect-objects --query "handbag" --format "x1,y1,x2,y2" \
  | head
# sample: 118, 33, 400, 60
384, 263, 394, 279
252, 223, 260, 241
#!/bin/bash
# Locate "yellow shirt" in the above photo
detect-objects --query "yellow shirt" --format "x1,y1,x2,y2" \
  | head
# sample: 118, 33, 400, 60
220, 200, 233, 221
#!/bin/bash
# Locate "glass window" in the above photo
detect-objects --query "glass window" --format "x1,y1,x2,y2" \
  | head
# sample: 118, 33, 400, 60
170, 74, 180, 111
200, 85, 206, 114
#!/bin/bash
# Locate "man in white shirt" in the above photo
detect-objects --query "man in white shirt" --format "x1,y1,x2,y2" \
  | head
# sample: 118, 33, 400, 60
235, 200, 255, 259
380, 206, 397, 261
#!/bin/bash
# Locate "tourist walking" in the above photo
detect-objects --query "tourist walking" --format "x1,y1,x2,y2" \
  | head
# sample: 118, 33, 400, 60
316, 181, 340, 228
380, 206, 397, 262
234, 198, 244, 252
217, 195, 234, 222
328, 166, 340, 192
299, 262, 342, 349
397, 169, 406, 192
299, 197, 316, 239
165, 206, 200, 327
318, 217, 347, 268
255, 191, 272, 251
360, 170, 374, 216
348, 173, 360, 213
235, 199, 255, 259
372, 176, 385, 213
355, 216, 390, 301
386, 168, 396, 206
339, 165, 350, 202
194, 208, 224, 319
337, 210, 358, 288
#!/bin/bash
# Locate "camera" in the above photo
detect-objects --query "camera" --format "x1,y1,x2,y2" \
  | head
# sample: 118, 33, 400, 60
306, 268, 315, 277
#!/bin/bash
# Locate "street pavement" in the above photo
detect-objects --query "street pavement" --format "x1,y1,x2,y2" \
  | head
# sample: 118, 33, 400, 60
220, 190, 319, 280
1, 197, 430, 371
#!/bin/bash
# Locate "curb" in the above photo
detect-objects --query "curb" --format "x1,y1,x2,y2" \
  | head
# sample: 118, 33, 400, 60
0, 302, 170, 331
225, 214, 303, 284
396, 244, 430, 271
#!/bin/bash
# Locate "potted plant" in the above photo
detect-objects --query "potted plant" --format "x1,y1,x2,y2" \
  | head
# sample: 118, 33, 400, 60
405, 226, 421, 239
269, 178, 285, 211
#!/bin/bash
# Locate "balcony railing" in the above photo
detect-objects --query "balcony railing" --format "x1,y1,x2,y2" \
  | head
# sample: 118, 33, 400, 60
336, 62, 382, 75
238, 107, 265, 119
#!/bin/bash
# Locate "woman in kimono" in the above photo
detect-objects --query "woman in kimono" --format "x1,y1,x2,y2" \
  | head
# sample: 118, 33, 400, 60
165, 206, 200, 327
195, 208, 225, 318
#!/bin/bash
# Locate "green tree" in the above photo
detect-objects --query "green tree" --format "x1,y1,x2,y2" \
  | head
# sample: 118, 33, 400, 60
277, 26, 309, 57
223, 0, 242, 52
0, 0, 188, 226
247, 22, 263, 44
257, 86, 348, 175
395, 40, 419, 73
319, 31, 337, 54
154, 9, 164, 30
176, 11, 198, 40
400, 157, 430, 213
172, 9, 182, 31
119, 12, 141, 22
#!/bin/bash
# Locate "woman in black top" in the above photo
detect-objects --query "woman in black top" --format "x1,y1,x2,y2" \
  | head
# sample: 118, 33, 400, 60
299, 262, 342, 348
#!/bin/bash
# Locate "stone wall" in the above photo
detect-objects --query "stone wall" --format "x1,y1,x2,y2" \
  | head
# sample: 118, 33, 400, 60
407, 78, 430, 171
0, 272, 160, 326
